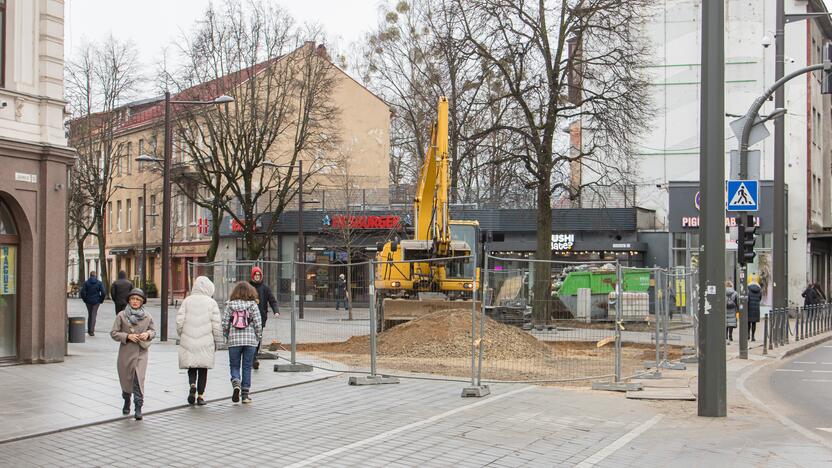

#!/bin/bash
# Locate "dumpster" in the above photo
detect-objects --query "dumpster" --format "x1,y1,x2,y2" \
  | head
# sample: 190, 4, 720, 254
68, 316, 86, 343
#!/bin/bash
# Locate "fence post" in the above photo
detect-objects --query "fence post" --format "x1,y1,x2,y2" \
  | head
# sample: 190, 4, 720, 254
462, 252, 490, 397
786, 307, 790, 344
614, 261, 623, 383
274, 261, 312, 372
762, 313, 768, 355
369, 260, 377, 377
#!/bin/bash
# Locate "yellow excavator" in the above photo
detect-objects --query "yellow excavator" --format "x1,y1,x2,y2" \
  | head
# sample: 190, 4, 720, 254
374, 97, 479, 330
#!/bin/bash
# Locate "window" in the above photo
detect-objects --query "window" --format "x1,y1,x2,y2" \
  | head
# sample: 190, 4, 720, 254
117, 200, 122, 232
108, 202, 113, 232
138, 196, 144, 231
190, 200, 198, 226
126, 142, 133, 174
176, 196, 184, 227
138, 139, 145, 156
151, 136, 158, 156
126, 199, 132, 231
150, 195, 157, 228
0, 0, 6, 88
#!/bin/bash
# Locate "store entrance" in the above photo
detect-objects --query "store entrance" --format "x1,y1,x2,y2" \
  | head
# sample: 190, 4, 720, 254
0, 200, 19, 360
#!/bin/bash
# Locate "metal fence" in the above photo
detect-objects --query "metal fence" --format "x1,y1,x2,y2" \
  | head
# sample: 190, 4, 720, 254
765, 304, 832, 353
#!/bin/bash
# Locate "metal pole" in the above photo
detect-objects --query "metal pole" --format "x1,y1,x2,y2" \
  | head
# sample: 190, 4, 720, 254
774, 0, 786, 312
699, 0, 727, 417
614, 262, 622, 382
663, 271, 670, 364
142, 183, 147, 290
369, 260, 377, 377
298, 160, 305, 320
160, 91, 172, 342
290, 262, 297, 365
654, 270, 661, 370
470, 247, 478, 387
476, 253, 489, 386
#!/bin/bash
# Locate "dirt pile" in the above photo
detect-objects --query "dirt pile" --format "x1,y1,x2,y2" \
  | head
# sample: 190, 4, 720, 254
297, 309, 551, 359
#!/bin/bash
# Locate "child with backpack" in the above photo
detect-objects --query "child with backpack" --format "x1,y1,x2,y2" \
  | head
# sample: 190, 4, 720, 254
222, 282, 263, 404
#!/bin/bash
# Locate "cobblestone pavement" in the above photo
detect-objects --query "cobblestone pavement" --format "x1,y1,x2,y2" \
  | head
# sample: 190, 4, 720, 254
1, 371, 831, 468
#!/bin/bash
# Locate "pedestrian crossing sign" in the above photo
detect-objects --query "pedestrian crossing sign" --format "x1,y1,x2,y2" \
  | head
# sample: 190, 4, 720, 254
726, 180, 759, 212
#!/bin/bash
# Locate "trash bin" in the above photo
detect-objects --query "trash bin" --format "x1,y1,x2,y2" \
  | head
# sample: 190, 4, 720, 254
68, 317, 86, 343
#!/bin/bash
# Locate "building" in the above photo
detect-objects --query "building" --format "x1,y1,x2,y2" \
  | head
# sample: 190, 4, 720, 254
601, 0, 832, 306
69, 42, 390, 298
0, 0, 74, 363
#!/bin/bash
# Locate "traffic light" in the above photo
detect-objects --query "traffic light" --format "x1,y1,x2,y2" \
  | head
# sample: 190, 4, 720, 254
738, 215, 757, 265
823, 43, 832, 95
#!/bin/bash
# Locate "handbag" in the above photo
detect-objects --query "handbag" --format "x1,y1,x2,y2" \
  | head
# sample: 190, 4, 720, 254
139, 338, 152, 350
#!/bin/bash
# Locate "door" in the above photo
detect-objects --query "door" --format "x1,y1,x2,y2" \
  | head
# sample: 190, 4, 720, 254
0, 200, 19, 359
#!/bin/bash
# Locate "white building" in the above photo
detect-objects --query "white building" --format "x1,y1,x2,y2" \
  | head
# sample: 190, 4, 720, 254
627, 0, 832, 306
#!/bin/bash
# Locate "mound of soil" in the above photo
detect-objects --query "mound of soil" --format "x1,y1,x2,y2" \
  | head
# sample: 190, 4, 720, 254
296, 309, 551, 359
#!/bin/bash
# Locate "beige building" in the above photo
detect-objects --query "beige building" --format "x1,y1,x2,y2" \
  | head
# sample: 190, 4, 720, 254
71, 42, 390, 297
0, 0, 74, 362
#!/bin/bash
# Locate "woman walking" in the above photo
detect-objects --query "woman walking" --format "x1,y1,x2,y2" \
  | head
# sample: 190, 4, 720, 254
747, 276, 763, 342
176, 276, 223, 406
110, 288, 155, 420
725, 281, 739, 344
222, 282, 263, 404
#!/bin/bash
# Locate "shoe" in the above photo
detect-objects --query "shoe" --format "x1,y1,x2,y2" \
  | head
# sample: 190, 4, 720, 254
134, 406, 143, 421
232, 382, 241, 403
197, 395, 206, 406
241, 392, 252, 404
253, 360, 260, 370
122, 394, 131, 415
188, 384, 197, 405
89, 332, 95, 337
751, 338, 756, 342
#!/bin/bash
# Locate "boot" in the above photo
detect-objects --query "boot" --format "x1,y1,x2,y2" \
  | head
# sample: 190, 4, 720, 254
241, 391, 252, 404
253, 360, 260, 370
232, 380, 241, 403
188, 384, 197, 405
122, 393, 131, 415
197, 395, 206, 406
134, 404, 143, 420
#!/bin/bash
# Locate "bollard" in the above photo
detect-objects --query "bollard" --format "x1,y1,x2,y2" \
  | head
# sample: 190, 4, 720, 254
762, 314, 768, 355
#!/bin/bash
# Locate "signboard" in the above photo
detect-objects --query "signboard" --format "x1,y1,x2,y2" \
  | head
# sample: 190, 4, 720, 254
727, 180, 759, 212
0, 246, 16, 295
197, 217, 211, 235
550, 233, 575, 251
230, 218, 260, 233
669, 181, 773, 233
323, 215, 401, 230
14, 172, 37, 183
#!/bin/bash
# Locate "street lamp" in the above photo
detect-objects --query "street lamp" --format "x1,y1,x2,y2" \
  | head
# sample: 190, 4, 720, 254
114, 183, 157, 290
261, 160, 320, 319
137, 92, 234, 341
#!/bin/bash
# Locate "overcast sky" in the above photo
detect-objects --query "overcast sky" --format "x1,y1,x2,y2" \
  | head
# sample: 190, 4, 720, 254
65, 0, 384, 95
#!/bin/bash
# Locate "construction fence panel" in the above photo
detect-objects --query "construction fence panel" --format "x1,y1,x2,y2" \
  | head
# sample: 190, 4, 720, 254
371, 255, 478, 382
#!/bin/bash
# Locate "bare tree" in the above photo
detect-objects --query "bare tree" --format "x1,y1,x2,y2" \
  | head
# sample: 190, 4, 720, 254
455, 0, 652, 323
66, 36, 142, 290
170, 2, 340, 260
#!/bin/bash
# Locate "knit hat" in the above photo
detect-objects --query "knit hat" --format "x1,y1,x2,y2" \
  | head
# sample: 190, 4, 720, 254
127, 288, 147, 305
251, 266, 263, 283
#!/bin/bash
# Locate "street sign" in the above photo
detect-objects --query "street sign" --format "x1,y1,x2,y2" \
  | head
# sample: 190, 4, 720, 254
727, 180, 759, 212
729, 116, 770, 147
729, 150, 761, 180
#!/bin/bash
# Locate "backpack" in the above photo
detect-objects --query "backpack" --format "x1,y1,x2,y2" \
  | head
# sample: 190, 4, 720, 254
231, 308, 250, 329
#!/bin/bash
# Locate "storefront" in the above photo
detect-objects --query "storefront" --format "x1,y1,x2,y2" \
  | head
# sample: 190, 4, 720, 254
669, 181, 776, 309
0, 200, 19, 360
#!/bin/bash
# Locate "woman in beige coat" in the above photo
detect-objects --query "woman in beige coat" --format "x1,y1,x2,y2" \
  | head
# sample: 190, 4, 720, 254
110, 288, 155, 420
176, 276, 223, 406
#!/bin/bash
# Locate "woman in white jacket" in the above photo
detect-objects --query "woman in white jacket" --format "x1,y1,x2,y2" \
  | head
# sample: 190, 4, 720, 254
176, 276, 223, 405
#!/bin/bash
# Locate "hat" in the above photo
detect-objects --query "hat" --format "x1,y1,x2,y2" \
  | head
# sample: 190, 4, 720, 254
339, 274, 345, 279
127, 288, 147, 304
251, 266, 263, 283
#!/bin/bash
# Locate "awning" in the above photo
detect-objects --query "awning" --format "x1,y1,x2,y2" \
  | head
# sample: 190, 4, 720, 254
109, 248, 131, 256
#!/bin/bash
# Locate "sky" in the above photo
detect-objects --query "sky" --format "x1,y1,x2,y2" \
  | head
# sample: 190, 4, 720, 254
64, 0, 385, 95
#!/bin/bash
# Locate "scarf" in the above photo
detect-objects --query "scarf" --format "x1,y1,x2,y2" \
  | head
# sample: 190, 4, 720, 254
126, 306, 147, 325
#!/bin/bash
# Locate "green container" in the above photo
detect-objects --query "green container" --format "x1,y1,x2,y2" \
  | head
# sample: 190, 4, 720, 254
556, 269, 651, 297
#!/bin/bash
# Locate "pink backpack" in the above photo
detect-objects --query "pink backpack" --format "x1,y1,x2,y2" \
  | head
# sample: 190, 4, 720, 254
231, 308, 250, 329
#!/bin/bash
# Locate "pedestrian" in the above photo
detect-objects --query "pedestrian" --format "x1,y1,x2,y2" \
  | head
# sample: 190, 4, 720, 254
249, 266, 278, 370
110, 270, 134, 314
79, 271, 106, 336
802, 282, 820, 320
725, 281, 738, 344
176, 276, 223, 406
747, 276, 763, 342
335, 273, 349, 311
110, 288, 155, 420
222, 282, 263, 404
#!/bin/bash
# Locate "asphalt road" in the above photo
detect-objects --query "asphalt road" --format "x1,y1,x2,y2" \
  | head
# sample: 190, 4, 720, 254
762, 342, 832, 438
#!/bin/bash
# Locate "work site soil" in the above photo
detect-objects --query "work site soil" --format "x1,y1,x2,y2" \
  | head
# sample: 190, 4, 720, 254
289, 310, 682, 385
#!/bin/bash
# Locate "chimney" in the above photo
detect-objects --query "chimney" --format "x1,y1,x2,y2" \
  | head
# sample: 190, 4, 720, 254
316, 44, 329, 60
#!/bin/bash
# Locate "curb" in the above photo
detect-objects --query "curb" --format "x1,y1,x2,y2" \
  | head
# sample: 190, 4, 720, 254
0, 373, 340, 446
779, 334, 832, 359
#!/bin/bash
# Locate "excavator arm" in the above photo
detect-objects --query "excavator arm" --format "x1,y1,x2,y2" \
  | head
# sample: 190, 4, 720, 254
413, 97, 451, 256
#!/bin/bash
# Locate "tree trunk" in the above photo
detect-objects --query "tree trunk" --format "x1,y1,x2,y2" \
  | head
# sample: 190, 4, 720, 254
533, 176, 553, 326
205, 205, 223, 262
96, 217, 110, 298
246, 233, 263, 260
76, 237, 87, 283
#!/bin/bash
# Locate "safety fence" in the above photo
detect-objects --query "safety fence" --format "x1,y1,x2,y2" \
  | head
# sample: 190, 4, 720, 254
187, 256, 698, 391
765, 304, 832, 353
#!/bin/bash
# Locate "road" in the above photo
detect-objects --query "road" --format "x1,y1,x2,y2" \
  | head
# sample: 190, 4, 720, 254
753, 341, 832, 439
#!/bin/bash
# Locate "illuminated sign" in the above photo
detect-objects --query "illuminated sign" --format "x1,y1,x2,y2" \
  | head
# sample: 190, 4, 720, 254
680, 216, 761, 228
323, 215, 401, 230
230, 218, 259, 233
551, 233, 575, 251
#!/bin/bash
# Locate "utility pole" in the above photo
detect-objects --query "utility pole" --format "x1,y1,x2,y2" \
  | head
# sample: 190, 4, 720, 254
774, 0, 786, 311
698, 0, 727, 418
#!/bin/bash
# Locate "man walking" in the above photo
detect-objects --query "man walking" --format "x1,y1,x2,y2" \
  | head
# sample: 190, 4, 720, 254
79, 271, 106, 336
249, 266, 279, 370
110, 270, 133, 314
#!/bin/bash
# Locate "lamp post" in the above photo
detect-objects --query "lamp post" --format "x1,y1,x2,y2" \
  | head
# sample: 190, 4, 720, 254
114, 184, 152, 290
261, 160, 319, 319
136, 92, 234, 341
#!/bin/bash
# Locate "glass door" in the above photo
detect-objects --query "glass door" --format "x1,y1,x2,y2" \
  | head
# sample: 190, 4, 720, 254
0, 200, 18, 359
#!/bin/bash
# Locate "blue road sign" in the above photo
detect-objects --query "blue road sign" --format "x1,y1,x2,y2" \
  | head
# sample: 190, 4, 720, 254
727, 180, 759, 212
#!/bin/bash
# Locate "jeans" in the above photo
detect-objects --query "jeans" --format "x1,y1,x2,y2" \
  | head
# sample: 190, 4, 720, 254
335, 297, 349, 310
228, 346, 257, 391
188, 368, 208, 394
85, 303, 100, 334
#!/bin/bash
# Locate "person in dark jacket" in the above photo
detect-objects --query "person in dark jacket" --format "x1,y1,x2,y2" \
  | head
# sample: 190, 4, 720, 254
110, 271, 134, 314
249, 266, 278, 370
747, 278, 763, 342
79, 271, 106, 336
335, 273, 349, 311
802, 282, 822, 320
